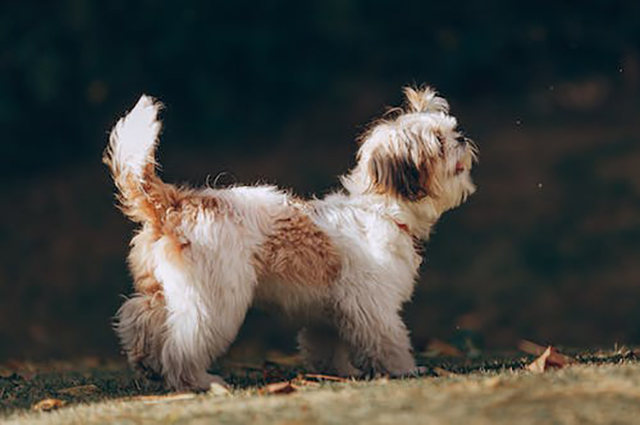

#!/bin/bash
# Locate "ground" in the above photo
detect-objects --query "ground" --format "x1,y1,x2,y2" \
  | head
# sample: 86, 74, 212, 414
1, 350, 638, 424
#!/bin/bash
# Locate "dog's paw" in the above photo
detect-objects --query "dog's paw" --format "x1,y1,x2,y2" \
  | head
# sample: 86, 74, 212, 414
196, 373, 229, 391
389, 366, 429, 379
172, 372, 229, 392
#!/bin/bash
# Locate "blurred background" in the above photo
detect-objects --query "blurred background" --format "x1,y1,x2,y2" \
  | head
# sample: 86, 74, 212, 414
1, 0, 639, 361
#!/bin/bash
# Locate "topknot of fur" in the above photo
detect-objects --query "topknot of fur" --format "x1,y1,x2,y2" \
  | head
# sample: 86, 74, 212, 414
402, 86, 450, 114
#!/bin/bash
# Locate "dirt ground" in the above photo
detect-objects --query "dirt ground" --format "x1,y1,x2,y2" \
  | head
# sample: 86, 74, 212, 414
1, 349, 638, 424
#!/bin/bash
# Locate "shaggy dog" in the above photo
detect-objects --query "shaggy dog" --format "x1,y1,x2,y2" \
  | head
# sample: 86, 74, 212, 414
104, 86, 477, 390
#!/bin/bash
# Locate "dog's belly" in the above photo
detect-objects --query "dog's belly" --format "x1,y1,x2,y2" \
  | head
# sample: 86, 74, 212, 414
253, 276, 329, 323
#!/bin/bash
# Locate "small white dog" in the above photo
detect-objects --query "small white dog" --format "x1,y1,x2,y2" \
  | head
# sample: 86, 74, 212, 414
105, 86, 477, 390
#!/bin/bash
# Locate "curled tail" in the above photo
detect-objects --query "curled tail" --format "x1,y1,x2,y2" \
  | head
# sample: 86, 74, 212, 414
104, 95, 174, 226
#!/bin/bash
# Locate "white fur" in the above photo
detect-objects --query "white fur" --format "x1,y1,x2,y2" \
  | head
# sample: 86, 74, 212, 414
155, 187, 287, 389
107, 87, 477, 390
108, 95, 161, 179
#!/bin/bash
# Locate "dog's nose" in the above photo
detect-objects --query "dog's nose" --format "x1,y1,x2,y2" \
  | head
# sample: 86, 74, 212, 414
456, 136, 467, 145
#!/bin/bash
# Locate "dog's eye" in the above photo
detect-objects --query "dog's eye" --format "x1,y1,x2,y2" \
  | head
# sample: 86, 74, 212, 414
437, 136, 445, 156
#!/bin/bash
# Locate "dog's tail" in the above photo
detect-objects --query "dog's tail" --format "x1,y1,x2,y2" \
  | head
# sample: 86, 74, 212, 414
104, 95, 174, 226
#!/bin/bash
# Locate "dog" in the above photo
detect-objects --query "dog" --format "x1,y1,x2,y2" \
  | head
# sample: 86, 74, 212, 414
104, 86, 477, 391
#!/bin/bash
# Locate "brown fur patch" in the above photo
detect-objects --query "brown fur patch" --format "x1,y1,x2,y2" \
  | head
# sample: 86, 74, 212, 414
108, 160, 179, 230
126, 191, 229, 302
148, 191, 230, 266
369, 148, 431, 201
163, 193, 233, 264
128, 227, 160, 292
255, 206, 342, 286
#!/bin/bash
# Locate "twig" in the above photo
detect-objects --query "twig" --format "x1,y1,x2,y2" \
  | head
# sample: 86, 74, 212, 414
304, 373, 349, 382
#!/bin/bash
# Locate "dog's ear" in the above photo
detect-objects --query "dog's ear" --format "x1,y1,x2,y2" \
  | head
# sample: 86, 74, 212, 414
368, 147, 430, 201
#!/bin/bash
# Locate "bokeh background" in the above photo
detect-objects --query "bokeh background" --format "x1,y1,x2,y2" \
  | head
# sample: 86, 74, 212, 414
1, 0, 639, 361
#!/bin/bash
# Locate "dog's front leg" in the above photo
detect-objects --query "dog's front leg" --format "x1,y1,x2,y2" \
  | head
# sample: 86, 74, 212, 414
297, 326, 361, 377
335, 297, 417, 378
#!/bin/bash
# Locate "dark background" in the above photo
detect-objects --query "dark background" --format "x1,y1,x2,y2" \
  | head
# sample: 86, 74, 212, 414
1, 0, 639, 361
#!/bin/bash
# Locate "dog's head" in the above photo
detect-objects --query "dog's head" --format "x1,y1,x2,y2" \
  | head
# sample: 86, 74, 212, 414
342, 86, 477, 216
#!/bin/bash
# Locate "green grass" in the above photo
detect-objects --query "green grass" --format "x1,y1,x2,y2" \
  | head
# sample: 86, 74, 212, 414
1, 351, 639, 424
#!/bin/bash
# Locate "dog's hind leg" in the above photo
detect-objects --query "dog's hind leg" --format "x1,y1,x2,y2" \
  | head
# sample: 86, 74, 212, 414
115, 227, 169, 379
154, 237, 255, 391
116, 290, 166, 380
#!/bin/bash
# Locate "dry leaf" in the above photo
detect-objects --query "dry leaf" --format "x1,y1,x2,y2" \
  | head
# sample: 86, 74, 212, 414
263, 381, 298, 395
6, 360, 34, 370
426, 339, 463, 357
32, 398, 66, 411
82, 357, 102, 368
433, 367, 458, 377
518, 340, 547, 356
0, 367, 15, 379
6, 360, 37, 380
18, 371, 37, 381
526, 346, 574, 373
208, 382, 230, 396
519, 340, 575, 372
57, 384, 100, 396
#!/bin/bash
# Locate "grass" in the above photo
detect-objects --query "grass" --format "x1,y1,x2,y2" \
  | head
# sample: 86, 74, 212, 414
1, 350, 639, 424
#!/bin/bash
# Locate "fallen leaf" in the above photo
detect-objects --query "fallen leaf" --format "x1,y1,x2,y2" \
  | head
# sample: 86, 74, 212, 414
433, 367, 458, 377
6, 360, 32, 370
518, 340, 547, 356
57, 384, 100, 396
425, 339, 463, 357
263, 381, 298, 395
519, 340, 575, 366
0, 367, 15, 379
526, 346, 574, 373
32, 398, 66, 411
82, 357, 102, 368
208, 382, 230, 396
6, 360, 37, 380
17, 371, 37, 381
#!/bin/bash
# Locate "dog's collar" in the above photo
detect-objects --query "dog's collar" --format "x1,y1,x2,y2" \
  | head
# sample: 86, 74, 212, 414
394, 221, 412, 237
